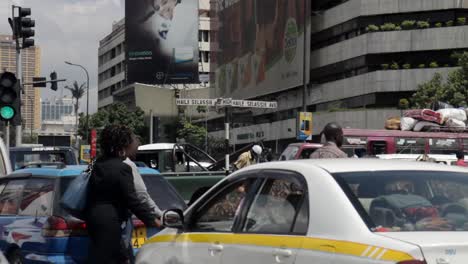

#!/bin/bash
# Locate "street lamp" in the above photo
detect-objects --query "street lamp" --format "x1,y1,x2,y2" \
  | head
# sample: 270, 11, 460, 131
65, 61, 90, 143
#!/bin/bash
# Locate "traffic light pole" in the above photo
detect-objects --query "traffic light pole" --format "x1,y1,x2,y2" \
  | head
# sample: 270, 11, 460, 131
15, 42, 22, 147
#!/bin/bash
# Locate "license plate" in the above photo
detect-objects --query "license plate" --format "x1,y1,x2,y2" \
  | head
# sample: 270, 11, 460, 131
132, 227, 147, 248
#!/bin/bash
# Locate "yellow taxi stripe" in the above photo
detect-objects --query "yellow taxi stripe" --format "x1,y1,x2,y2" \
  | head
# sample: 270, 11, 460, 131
147, 233, 414, 262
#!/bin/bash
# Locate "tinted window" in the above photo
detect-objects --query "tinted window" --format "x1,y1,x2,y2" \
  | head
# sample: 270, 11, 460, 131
429, 138, 459, 155
11, 150, 75, 169
396, 138, 425, 154
0, 180, 27, 215
336, 171, 468, 232
242, 177, 307, 234
192, 179, 255, 232
142, 175, 186, 211
19, 179, 55, 217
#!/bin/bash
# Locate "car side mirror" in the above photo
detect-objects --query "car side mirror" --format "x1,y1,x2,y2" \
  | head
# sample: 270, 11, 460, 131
162, 209, 184, 229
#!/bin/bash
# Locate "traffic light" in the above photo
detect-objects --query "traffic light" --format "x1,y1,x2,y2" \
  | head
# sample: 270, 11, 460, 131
11, 7, 35, 49
50, 71, 58, 91
0, 72, 20, 123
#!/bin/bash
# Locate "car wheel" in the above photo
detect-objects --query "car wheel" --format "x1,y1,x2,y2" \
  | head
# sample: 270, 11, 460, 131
8, 249, 23, 264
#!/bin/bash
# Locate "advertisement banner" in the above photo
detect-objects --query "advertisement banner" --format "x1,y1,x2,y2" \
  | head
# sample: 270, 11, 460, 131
297, 112, 312, 141
90, 129, 97, 159
126, 0, 199, 84
215, 0, 308, 99
80, 145, 91, 164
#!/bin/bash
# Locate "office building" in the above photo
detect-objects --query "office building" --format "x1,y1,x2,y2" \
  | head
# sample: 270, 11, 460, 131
207, 0, 468, 151
41, 97, 74, 121
0, 34, 41, 132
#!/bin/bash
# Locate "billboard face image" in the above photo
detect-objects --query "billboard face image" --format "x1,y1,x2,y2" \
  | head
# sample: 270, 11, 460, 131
126, 0, 199, 84
215, 0, 308, 99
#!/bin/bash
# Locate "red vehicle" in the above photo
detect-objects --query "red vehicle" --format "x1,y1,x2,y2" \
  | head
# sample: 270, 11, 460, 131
342, 128, 468, 156
280, 129, 468, 160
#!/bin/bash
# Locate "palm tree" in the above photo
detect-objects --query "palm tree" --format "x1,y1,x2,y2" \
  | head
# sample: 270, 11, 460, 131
65, 81, 86, 145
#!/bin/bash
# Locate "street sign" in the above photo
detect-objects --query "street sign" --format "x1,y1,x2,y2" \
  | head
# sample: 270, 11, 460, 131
176, 98, 277, 109
32, 77, 46, 87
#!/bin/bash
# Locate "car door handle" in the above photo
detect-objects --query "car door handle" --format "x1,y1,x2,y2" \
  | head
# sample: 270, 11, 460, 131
208, 243, 224, 256
273, 248, 292, 258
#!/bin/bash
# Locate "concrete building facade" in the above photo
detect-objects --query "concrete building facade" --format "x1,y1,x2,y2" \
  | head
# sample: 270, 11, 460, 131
0, 34, 41, 132
205, 0, 468, 152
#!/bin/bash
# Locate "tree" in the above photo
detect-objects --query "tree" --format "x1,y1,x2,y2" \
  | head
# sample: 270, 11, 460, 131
79, 102, 146, 141
412, 52, 468, 108
177, 119, 207, 148
65, 81, 86, 142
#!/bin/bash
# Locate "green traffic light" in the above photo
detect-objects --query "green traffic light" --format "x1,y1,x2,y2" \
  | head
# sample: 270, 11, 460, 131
0, 106, 15, 120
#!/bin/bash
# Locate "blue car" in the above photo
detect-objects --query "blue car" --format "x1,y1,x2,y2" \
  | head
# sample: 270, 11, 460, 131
0, 165, 186, 263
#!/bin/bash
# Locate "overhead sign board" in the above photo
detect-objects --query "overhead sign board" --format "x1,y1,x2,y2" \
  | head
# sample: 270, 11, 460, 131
176, 98, 277, 109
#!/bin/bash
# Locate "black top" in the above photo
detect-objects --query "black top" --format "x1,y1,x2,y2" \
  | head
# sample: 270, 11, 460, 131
86, 157, 157, 226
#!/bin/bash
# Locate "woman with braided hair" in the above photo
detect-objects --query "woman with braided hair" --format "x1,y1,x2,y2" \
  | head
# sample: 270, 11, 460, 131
85, 125, 160, 264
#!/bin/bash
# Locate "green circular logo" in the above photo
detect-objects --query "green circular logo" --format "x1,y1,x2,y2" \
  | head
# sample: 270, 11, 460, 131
0, 106, 15, 120
284, 18, 299, 64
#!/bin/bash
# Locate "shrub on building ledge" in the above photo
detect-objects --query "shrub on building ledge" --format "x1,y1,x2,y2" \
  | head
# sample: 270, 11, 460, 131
381, 64, 389, 70
435, 22, 443, 28
446, 20, 454, 27
429, 62, 439, 68
418, 64, 426, 68
398, 98, 410, 110
390, 62, 399, 70
366, 24, 379, 32
401, 20, 416, 29
417, 21, 430, 29
381, 23, 396, 31
457, 17, 466, 25
403, 63, 411, 69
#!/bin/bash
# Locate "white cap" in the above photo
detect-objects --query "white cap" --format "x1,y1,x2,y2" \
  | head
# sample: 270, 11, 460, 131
252, 145, 262, 155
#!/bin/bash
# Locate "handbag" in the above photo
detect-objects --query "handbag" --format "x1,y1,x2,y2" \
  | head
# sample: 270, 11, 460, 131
60, 159, 95, 219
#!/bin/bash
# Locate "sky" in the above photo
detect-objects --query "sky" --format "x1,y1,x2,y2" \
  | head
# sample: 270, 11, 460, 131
0, 0, 125, 114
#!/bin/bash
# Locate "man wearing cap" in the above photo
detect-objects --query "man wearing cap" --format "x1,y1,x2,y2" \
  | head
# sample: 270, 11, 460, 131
234, 145, 262, 170
310, 122, 348, 159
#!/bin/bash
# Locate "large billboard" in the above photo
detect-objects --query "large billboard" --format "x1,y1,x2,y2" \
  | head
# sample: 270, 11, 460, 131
126, 0, 199, 84
215, 0, 308, 99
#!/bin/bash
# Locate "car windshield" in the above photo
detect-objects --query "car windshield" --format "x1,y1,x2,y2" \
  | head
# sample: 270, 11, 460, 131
279, 146, 299, 161
335, 171, 468, 232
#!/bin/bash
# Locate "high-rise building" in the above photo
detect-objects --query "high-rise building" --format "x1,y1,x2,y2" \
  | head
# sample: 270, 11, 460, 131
41, 97, 74, 121
207, 0, 468, 151
0, 34, 41, 132
97, 0, 215, 110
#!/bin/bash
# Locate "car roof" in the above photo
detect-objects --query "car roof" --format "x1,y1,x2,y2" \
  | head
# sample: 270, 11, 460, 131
10, 146, 73, 151
8, 165, 161, 178
288, 143, 323, 148
138, 143, 175, 151
242, 159, 468, 174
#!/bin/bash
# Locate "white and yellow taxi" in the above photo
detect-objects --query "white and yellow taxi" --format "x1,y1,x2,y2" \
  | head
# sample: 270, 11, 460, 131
137, 159, 468, 264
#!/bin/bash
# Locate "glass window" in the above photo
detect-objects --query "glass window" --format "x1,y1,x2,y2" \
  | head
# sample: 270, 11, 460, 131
429, 138, 459, 155
242, 177, 307, 235
279, 146, 299, 160
142, 175, 186, 211
336, 171, 468, 232
0, 180, 27, 215
396, 138, 425, 154
192, 179, 255, 232
19, 179, 55, 217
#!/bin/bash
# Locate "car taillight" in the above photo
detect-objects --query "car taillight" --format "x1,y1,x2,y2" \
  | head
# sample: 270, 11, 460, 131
133, 219, 145, 228
42, 216, 87, 237
397, 260, 427, 264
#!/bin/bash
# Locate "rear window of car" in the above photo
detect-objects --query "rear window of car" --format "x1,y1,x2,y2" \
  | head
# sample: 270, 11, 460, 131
11, 150, 76, 169
141, 175, 186, 211
279, 146, 299, 160
334, 171, 468, 232
58, 174, 186, 213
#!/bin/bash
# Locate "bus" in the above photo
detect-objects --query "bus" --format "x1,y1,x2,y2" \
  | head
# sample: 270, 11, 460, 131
342, 128, 468, 156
